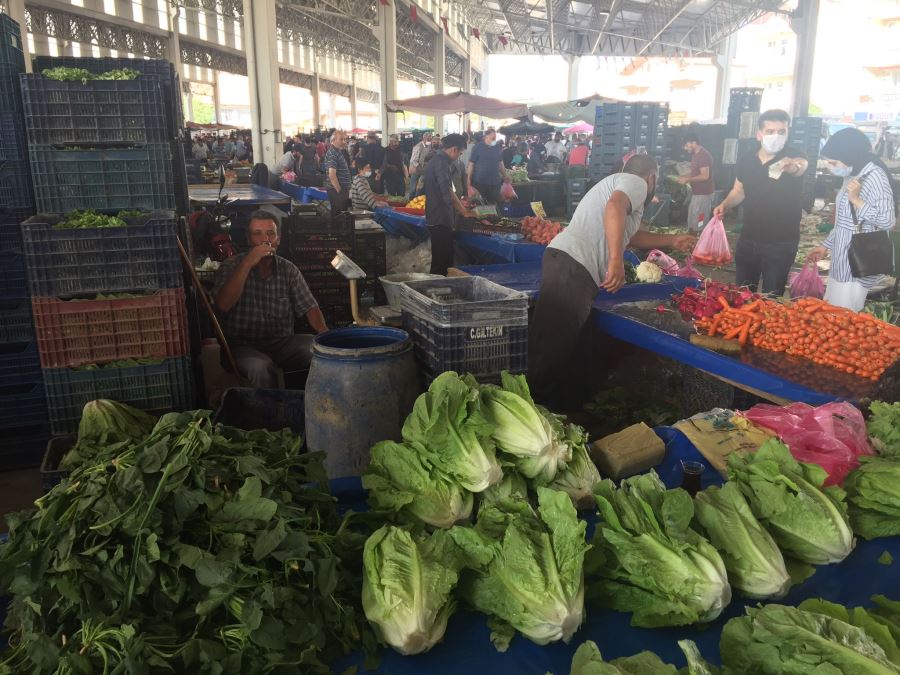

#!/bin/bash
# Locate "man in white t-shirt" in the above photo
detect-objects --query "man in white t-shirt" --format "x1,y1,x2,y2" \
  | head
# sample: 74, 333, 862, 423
528, 155, 696, 404
544, 132, 566, 162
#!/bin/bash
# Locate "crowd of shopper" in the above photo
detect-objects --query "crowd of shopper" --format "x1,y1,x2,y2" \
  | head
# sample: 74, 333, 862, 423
190, 132, 252, 163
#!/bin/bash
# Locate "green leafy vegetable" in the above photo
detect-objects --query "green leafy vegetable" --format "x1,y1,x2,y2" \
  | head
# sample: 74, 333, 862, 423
42, 67, 139, 83
363, 440, 473, 529
60, 399, 157, 470
586, 471, 731, 628
693, 481, 791, 599
54, 209, 127, 229
450, 487, 588, 650
549, 421, 602, 509
362, 526, 464, 655
720, 603, 900, 674
479, 470, 529, 513
797, 598, 900, 665
401, 371, 502, 493
845, 456, 900, 540
0, 410, 376, 673
678, 639, 721, 675
868, 401, 900, 458
568, 639, 679, 674
479, 372, 572, 483
727, 439, 855, 565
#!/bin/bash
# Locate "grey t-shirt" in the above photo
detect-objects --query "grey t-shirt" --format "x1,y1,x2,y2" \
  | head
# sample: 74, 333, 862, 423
548, 173, 648, 286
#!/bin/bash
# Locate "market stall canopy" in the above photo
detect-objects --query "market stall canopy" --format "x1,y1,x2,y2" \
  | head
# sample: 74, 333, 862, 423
563, 122, 594, 135
386, 91, 529, 119
530, 94, 620, 125
498, 119, 557, 136
186, 121, 240, 131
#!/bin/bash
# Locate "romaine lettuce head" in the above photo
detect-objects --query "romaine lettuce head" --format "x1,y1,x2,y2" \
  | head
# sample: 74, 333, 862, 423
450, 487, 589, 650
587, 472, 731, 628
401, 371, 503, 493
720, 603, 900, 675
727, 440, 855, 564
867, 401, 900, 458
693, 482, 791, 599
363, 440, 473, 529
480, 372, 572, 483
569, 640, 679, 675
362, 526, 464, 655
479, 470, 530, 513
550, 430, 602, 510
845, 456, 900, 540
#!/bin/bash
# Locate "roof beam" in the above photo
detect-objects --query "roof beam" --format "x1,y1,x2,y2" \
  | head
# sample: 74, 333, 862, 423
637, 0, 693, 56
592, 0, 622, 54
546, 0, 555, 50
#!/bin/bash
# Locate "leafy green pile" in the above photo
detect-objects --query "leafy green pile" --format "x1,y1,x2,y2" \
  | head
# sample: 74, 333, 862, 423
362, 526, 465, 655
60, 399, 157, 470
449, 487, 589, 651
0, 410, 375, 674
846, 457, 900, 540
42, 67, 140, 83
74, 357, 163, 371
54, 210, 128, 230
567, 639, 679, 674
586, 472, 731, 628
868, 401, 900, 457
693, 482, 791, 599
727, 440, 855, 565
720, 598, 900, 674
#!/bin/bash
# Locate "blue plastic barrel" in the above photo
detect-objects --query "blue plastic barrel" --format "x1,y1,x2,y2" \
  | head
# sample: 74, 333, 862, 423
305, 327, 421, 478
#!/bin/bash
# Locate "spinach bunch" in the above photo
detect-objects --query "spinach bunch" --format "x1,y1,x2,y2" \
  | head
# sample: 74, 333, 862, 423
0, 410, 376, 674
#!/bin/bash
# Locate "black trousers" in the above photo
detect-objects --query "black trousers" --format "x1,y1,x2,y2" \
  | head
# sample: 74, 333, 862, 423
473, 181, 501, 204
327, 187, 350, 217
734, 238, 799, 296
429, 224, 454, 275
527, 248, 599, 406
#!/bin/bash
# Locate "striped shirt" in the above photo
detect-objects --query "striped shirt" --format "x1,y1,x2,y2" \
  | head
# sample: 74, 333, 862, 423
324, 146, 351, 190
351, 174, 378, 210
823, 162, 896, 286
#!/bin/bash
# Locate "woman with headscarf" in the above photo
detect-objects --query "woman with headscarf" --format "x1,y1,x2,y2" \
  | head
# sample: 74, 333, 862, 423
807, 128, 896, 311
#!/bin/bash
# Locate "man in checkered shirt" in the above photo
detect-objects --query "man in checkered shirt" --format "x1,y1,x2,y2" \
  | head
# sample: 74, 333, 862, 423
214, 210, 327, 387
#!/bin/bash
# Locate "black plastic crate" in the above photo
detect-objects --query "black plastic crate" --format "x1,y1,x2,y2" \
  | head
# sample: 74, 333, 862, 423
1, 424, 51, 471
212, 387, 305, 435
0, 221, 22, 252
403, 310, 528, 380
31, 57, 183, 138
43, 355, 193, 435
29, 143, 175, 213
0, 17, 24, 71
0, 159, 34, 211
0, 111, 27, 162
0, 63, 23, 114
21, 212, 182, 297
0, 375, 47, 430
20, 74, 169, 146
0, 340, 40, 383
399, 276, 528, 327
40, 433, 73, 490
0, 251, 27, 297
0, 298, 33, 343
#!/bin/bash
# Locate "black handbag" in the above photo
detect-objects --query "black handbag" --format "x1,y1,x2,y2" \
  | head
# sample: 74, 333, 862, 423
847, 175, 895, 278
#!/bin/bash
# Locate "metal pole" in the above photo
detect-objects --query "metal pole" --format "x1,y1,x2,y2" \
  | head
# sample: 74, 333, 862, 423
790, 0, 820, 117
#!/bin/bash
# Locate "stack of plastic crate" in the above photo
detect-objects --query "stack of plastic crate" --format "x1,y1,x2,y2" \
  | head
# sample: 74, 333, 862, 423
26, 56, 187, 213
790, 117, 824, 211
354, 228, 387, 307
0, 15, 35, 228
280, 213, 356, 328
399, 276, 528, 383
21, 212, 193, 435
590, 102, 668, 179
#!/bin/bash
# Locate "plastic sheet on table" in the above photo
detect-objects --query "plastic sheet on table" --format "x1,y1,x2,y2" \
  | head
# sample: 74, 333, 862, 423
606, 300, 697, 338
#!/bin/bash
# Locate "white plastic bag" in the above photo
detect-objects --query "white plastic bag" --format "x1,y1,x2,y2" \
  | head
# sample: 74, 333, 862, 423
823, 278, 868, 312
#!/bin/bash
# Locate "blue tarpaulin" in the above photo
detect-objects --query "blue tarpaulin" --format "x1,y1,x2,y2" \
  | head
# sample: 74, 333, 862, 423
373, 206, 429, 240
455, 232, 548, 264
303, 186, 328, 203
332, 427, 900, 673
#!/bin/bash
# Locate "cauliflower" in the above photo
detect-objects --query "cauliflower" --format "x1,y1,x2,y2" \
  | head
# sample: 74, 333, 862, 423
635, 261, 664, 283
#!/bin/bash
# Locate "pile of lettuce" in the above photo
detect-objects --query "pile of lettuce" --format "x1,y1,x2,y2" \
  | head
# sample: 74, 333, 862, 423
362, 371, 601, 531
867, 401, 900, 458
586, 471, 732, 627
846, 457, 900, 540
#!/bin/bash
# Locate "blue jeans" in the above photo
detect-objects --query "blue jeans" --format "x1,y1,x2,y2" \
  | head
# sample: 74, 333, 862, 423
406, 172, 419, 199
734, 238, 799, 296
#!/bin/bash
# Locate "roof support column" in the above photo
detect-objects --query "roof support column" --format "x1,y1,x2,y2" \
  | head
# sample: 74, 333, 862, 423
165, 2, 182, 80
565, 55, 580, 100
434, 28, 446, 134
378, 1, 398, 137
713, 33, 737, 119
462, 51, 472, 133
790, 0, 820, 117
6, 0, 31, 72
350, 69, 359, 131
213, 71, 223, 123
243, 0, 282, 168
312, 54, 321, 131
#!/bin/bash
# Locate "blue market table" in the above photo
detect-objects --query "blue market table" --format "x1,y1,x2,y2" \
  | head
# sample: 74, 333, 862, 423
455, 232, 547, 264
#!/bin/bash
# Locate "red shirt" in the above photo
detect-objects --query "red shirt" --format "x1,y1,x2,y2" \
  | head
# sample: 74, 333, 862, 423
690, 147, 715, 196
316, 142, 326, 159
568, 144, 589, 166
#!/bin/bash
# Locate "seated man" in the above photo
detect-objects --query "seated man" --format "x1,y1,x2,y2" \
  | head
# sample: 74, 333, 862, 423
350, 158, 389, 210
213, 211, 327, 388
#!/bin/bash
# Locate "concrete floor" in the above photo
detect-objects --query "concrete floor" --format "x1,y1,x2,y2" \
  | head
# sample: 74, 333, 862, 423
0, 467, 43, 533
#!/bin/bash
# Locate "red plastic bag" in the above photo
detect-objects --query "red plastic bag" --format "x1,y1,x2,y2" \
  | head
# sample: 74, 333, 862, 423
646, 250, 680, 275
691, 215, 732, 266
675, 255, 705, 280
789, 262, 825, 300
500, 182, 518, 202
741, 402, 874, 485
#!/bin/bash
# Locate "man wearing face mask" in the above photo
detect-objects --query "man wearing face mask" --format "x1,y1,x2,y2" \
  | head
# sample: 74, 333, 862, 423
528, 155, 696, 405
350, 158, 389, 211
714, 109, 808, 296
467, 128, 510, 204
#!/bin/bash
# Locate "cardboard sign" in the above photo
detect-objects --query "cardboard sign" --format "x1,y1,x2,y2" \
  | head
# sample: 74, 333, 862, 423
530, 202, 547, 218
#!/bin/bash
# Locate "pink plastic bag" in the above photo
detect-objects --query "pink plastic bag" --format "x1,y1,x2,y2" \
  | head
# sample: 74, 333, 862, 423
646, 250, 680, 275
500, 182, 518, 201
691, 215, 732, 266
789, 262, 825, 299
282, 170, 297, 183
675, 255, 705, 280
741, 402, 874, 485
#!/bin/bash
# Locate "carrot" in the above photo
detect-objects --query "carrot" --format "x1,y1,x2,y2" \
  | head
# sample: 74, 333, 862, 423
723, 324, 744, 340
717, 296, 730, 311
738, 321, 751, 347
708, 314, 723, 337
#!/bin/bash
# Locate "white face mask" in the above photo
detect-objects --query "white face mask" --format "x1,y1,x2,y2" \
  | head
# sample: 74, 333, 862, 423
830, 164, 852, 178
361, 170, 372, 178
761, 134, 787, 154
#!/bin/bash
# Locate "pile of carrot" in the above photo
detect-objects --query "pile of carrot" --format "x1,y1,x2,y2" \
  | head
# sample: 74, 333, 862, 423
695, 296, 900, 381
